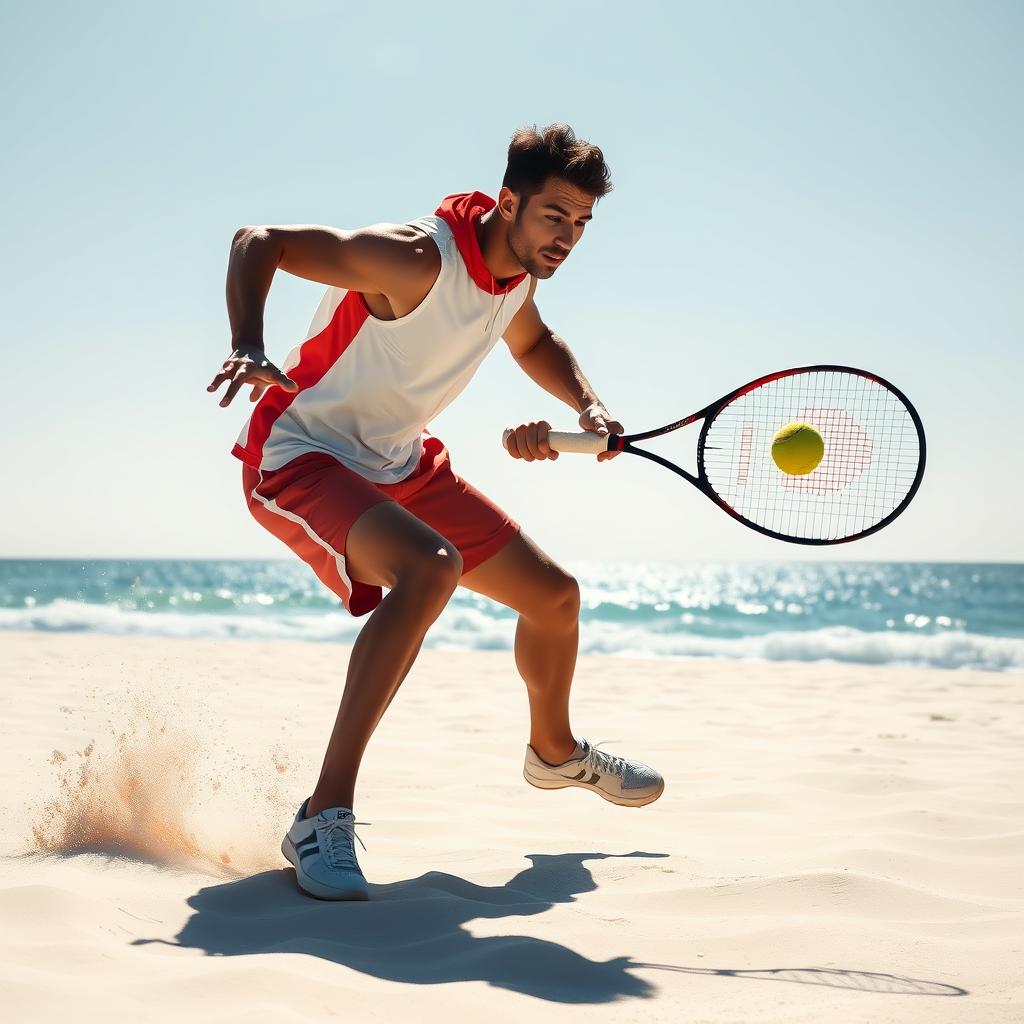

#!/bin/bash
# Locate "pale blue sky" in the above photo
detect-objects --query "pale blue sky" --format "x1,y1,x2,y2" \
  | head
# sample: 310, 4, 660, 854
1, 0, 1021, 561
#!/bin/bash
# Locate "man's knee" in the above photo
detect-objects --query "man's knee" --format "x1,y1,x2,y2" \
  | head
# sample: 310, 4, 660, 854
555, 571, 581, 618
530, 568, 580, 624
395, 542, 464, 598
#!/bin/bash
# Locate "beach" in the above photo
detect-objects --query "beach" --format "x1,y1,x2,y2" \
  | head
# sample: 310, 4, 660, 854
1, 630, 1021, 1022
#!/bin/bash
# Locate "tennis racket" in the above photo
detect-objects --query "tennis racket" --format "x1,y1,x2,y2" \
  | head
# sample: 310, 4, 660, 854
503, 365, 926, 545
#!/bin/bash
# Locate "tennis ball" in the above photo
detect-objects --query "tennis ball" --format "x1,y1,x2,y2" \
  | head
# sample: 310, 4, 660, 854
771, 422, 824, 475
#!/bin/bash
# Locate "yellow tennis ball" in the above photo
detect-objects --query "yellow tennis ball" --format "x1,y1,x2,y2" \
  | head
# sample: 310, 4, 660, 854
771, 422, 824, 475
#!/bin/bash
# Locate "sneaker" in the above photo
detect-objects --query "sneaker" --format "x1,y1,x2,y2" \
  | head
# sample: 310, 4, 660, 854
523, 737, 664, 807
281, 798, 372, 900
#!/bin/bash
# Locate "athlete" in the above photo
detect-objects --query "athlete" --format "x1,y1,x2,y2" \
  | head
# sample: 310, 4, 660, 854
209, 124, 664, 901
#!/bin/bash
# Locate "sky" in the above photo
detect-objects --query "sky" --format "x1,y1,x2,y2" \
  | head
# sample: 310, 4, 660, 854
1, 0, 1021, 562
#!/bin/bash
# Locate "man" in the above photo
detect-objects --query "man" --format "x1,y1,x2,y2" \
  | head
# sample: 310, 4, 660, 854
208, 124, 664, 901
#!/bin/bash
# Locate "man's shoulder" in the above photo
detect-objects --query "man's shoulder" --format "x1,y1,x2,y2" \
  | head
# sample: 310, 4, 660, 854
356, 221, 443, 283
359, 219, 438, 247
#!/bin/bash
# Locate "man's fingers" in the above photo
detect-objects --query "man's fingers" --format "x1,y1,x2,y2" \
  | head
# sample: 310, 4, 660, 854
513, 424, 542, 461
596, 419, 625, 462
207, 366, 235, 391
539, 423, 558, 459
219, 374, 248, 407
513, 425, 535, 461
525, 422, 556, 460
527, 425, 543, 460
536, 421, 554, 458
208, 355, 246, 393
528, 421, 554, 460
209, 352, 299, 402
505, 422, 558, 461
502, 428, 520, 459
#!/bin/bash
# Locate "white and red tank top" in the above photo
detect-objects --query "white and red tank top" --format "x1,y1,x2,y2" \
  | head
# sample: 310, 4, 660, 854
231, 191, 532, 483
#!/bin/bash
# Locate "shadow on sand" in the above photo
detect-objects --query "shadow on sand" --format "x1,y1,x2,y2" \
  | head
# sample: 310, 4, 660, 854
134, 851, 661, 1002
128, 849, 967, 1003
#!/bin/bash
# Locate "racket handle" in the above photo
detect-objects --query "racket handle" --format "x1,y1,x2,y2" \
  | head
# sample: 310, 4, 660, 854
501, 428, 610, 455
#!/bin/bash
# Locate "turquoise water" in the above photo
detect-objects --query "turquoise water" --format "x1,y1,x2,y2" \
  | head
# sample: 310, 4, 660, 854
1, 559, 1022, 671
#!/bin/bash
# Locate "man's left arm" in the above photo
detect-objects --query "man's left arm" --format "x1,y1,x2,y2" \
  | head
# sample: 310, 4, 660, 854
501, 280, 622, 462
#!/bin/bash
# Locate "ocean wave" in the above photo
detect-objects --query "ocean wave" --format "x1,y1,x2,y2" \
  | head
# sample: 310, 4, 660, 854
2, 599, 1022, 672
0, 599, 364, 645
576, 622, 1024, 671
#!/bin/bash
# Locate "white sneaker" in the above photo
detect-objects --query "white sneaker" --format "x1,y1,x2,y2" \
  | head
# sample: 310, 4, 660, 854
281, 798, 372, 900
523, 737, 664, 807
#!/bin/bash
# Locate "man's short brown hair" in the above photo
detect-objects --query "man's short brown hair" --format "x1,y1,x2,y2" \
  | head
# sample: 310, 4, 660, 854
502, 123, 613, 201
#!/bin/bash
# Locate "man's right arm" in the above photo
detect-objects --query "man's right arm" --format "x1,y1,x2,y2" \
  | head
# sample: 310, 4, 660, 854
211, 223, 439, 407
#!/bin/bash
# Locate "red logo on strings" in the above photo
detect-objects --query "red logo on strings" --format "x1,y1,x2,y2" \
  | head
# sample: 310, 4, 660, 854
781, 407, 873, 493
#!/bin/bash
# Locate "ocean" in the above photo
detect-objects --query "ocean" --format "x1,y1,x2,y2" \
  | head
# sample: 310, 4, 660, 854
2, 559, 1022, 672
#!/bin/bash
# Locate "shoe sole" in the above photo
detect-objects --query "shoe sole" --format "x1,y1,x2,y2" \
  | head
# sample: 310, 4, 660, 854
281, 835, 369, 901
523, 767, 665, 807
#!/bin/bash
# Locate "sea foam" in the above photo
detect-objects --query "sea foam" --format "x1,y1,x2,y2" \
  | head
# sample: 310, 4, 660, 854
2, 599, 1021, 671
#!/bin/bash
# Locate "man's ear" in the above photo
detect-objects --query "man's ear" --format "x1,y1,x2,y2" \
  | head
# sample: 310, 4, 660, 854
496, 185, 520, 223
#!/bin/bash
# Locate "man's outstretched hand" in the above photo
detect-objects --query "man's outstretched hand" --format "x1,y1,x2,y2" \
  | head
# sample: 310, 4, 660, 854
207, 346, 299, 407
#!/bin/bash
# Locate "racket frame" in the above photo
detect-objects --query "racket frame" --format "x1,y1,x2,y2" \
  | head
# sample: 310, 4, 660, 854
605, 364, 927, 546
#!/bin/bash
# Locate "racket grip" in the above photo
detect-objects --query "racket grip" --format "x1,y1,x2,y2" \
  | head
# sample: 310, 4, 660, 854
501, 428, 610, 455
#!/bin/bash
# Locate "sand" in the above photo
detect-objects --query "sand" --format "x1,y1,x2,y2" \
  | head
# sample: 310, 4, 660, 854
1, 630, 1021, 1022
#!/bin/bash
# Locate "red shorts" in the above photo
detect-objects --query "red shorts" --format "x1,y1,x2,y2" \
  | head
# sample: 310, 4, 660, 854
241, 435, 519, 616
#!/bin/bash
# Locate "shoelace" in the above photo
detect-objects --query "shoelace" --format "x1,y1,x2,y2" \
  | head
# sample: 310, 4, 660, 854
581, 738, 627, 777
320, 815, 372, 871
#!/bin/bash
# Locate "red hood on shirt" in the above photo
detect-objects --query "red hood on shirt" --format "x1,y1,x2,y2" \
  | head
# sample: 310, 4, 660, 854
435, 191, 528, 295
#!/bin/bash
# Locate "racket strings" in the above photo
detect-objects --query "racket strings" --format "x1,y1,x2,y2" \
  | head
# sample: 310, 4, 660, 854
701, 370, 922, 541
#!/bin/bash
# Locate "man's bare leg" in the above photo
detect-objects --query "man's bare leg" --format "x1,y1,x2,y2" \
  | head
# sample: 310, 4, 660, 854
459, 532, 580, 766
305, 502, 461, 817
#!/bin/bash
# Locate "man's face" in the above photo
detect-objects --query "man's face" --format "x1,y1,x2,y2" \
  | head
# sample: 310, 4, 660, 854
505, 178, 595, 279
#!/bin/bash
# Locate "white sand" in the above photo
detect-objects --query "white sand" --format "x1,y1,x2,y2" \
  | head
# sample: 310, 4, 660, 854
1, 630, 1021, 1022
